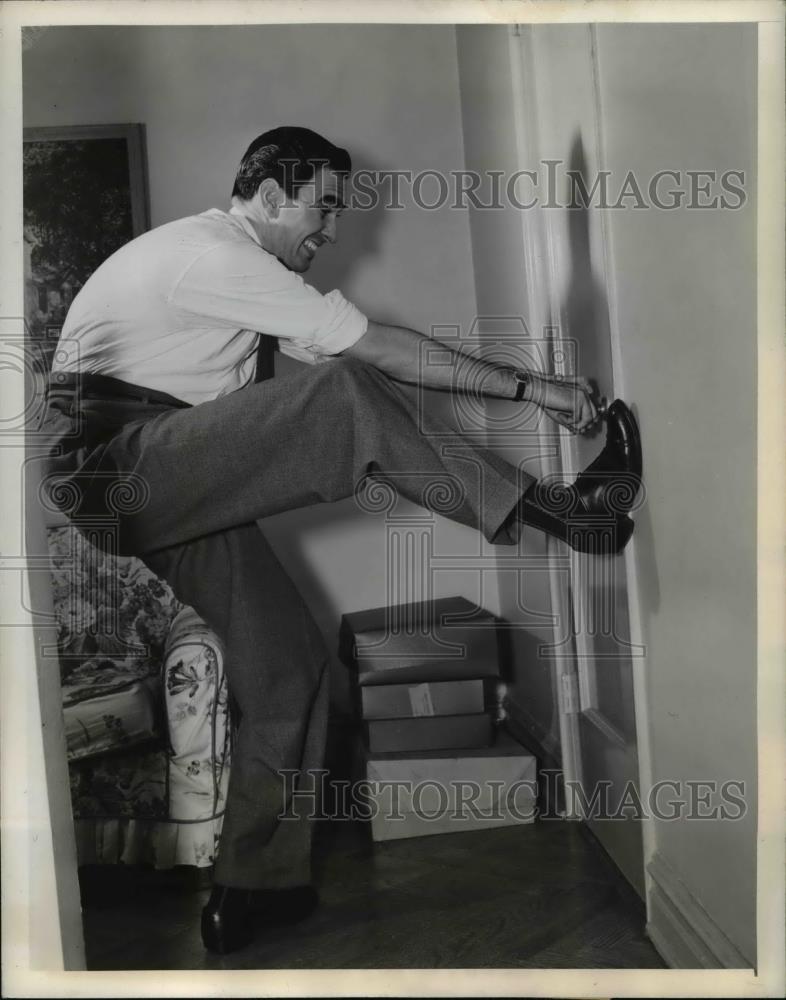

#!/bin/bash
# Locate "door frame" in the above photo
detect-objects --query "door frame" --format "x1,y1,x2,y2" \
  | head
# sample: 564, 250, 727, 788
507, 22, 657, 887
506, 23, 583, 819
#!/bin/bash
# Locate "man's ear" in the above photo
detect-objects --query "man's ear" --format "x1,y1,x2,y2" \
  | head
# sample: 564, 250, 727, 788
257, 178, 285, 220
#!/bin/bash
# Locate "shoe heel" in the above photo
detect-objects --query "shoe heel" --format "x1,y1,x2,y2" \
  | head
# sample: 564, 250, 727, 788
607, 400, 642, 480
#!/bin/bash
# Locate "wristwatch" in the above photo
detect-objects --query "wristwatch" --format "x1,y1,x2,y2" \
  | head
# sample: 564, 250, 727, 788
512, 369, 532, 402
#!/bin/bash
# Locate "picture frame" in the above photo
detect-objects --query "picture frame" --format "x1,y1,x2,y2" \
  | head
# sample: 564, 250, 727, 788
22, 123, 150, 371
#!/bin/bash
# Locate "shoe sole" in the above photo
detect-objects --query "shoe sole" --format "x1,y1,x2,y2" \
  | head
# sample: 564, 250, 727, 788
520, 495, 634, 554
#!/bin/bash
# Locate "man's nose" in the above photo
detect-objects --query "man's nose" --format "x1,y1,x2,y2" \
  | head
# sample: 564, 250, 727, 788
321, 215, 337, 244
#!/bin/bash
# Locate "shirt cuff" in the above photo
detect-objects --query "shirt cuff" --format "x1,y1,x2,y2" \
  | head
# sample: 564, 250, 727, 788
307, 290, 368, 357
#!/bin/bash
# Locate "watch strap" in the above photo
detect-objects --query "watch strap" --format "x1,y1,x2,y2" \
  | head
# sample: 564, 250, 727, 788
513, 369, 531, 402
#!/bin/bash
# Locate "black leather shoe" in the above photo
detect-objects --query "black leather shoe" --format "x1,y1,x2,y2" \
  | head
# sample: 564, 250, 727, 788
573, 399, 642, 515
201, 884, 320, 954
201, 885, 254, 955
517, 400, 642, 555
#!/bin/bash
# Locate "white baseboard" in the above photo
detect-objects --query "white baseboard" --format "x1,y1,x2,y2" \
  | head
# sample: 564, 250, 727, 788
646, 852, 752, 969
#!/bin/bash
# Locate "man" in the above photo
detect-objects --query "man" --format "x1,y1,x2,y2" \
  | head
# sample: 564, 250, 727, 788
42, 126, 640, 954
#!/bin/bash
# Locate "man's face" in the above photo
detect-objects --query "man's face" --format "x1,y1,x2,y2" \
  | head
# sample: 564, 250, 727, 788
268, 166, 345, 273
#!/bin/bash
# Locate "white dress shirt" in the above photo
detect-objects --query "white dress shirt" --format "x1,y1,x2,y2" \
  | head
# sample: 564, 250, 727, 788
52, 207, 368, 405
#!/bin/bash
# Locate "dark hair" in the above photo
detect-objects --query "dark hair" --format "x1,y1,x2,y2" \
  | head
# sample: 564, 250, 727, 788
231, 126, 352, 201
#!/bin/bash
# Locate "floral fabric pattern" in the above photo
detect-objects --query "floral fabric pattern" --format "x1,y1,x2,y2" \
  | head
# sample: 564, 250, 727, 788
64, 678, 161, 761
49, 525, 232, 868
48, 523, 183, 675
70, 748, 169, 820
163, 619, 231, 823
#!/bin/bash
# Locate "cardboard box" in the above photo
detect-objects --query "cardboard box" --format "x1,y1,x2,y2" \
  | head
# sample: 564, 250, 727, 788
359, 678, 487, 720
364, 711, 494, 753
359, 732, 538, 841
339, 596, 501, 686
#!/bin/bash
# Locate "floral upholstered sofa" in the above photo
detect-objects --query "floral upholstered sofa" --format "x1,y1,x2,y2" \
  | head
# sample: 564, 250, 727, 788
48, 522, 232, 870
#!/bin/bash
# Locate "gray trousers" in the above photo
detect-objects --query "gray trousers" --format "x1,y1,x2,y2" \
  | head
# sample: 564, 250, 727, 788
42, 357, 531, 888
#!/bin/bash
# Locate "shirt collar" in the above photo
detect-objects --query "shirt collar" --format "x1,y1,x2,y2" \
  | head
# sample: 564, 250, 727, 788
228, 205, 263, 247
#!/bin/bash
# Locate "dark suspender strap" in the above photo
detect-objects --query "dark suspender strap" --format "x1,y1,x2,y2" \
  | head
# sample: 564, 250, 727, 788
254, 334, 276, 383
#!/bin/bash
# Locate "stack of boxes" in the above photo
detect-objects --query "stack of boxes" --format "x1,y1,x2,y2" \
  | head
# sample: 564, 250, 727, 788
338, 596, 537, 841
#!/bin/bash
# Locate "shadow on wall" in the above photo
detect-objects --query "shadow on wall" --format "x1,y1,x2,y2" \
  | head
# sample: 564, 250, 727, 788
563, 132, 661, 621
564, 132, 613, 416
259, 493, 384, 711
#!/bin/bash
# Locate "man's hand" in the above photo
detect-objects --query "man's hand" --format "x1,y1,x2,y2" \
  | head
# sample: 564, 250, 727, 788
527, 373, 600, 434
344, 321, 600, 434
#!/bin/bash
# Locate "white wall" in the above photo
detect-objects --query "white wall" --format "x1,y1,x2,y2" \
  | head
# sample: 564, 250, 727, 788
23, 25, 490, 707
594, 23, 758, 964
458, 21, 758, 966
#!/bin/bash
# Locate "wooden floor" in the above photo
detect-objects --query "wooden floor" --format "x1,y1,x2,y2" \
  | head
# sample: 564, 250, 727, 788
79, 819, 665, 970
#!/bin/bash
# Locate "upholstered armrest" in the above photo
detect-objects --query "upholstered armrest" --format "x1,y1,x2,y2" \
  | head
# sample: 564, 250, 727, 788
63, 670, 162, 762
162, 607, 231, 822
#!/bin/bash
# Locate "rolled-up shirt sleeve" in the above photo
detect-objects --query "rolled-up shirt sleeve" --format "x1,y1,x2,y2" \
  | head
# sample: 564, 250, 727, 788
169, 241, 368, 358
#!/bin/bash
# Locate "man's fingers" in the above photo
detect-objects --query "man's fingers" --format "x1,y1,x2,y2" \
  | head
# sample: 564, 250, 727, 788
577, 396, 600, 432
577, 396, 597, 428
544, 380, 599, 434
551, 410, 578, 434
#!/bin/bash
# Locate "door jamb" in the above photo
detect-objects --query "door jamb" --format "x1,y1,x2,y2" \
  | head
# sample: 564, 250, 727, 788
507, 23, 584, 819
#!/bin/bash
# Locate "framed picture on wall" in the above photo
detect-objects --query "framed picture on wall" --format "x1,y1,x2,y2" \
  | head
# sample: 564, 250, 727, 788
22, 123, 150, 371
